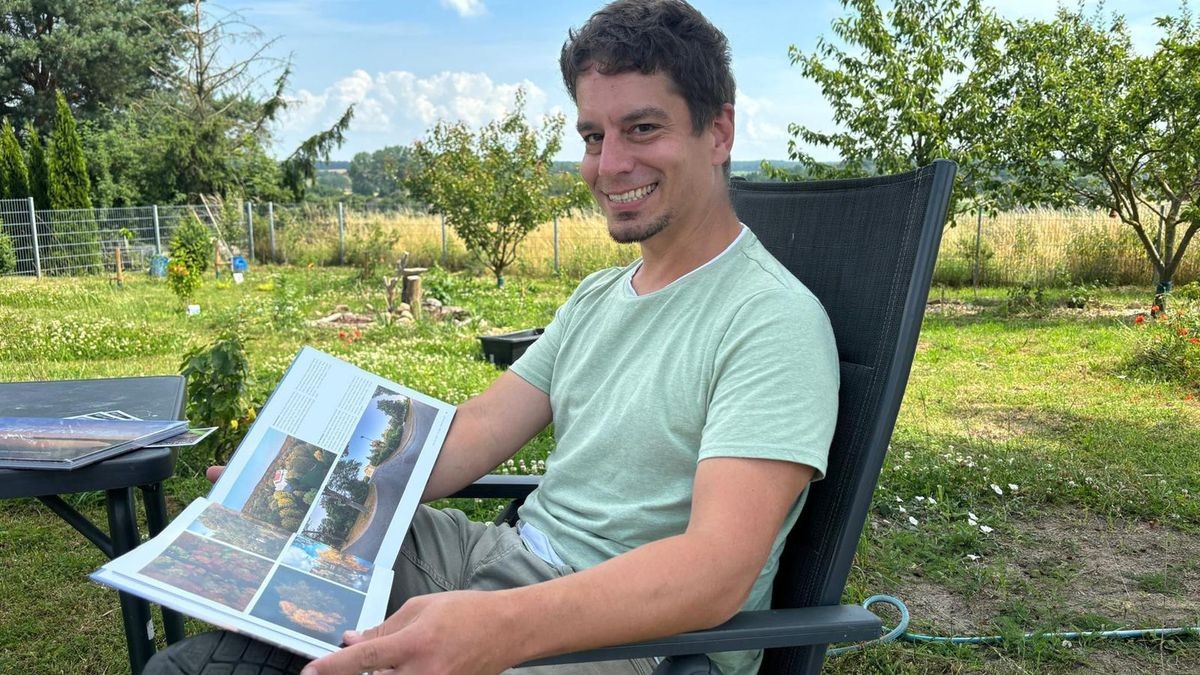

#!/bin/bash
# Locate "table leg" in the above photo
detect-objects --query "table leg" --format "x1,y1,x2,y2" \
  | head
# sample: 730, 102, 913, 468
106, 486, 155, 675
141, 482, 186, 644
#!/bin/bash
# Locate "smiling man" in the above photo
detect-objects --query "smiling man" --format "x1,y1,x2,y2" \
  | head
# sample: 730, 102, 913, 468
145, 2, 837, 675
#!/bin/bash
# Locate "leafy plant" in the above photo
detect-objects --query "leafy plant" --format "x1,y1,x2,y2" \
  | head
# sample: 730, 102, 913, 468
1003, 283, 1048, 315
170, 214, 213, 274
166, 259, 201, 303
1064, 282, 1101, 309
1128, 300, 1200, 392
179, 332, 257, 466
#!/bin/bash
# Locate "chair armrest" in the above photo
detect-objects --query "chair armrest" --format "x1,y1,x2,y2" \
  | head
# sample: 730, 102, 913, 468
521, 604, 882, 666
448, 474, 540, 499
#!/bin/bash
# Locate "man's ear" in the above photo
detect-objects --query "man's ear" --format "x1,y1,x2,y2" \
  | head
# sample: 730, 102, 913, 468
710, 103, 735, 167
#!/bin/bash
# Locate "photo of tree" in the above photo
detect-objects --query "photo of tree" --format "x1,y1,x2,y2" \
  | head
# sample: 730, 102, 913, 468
296, 386, 436, 560
139, 531, 274, 611
281, 535, 373, 592
188, 502, 293, 559
249, 565, 366, 644
231, 429, 336, 531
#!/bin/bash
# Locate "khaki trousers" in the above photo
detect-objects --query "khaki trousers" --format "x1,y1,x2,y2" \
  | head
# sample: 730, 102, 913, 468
391, 505, 656, 675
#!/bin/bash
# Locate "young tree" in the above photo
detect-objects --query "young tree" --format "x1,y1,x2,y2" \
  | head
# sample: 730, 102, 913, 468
0, 118, 29, 199
989, 8, 1200, 308
24, 123, 51, 207
777, 0, 1004, 216
145, 1, 353, 202
409, 90, 592, 286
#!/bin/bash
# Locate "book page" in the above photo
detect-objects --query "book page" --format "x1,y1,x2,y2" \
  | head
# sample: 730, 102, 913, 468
93, 347, 452, 656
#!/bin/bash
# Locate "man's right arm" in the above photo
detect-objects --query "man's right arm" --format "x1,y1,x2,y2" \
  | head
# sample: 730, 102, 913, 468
420, 369, 552, 501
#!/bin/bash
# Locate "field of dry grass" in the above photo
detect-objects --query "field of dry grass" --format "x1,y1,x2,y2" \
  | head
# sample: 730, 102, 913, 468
264, 204, 1197, 288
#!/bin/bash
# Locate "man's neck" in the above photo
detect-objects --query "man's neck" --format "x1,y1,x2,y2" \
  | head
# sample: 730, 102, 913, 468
630, 208, 742, 295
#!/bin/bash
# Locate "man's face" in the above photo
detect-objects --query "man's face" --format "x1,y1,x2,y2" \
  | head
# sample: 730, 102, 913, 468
575, 70, 731, 244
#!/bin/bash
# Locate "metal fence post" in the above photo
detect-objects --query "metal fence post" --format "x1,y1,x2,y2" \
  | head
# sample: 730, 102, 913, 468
246, 200, 255, 261
338, 202, 346, 265
27, 197, 41, 279
553, 215, 560, 274
440, 213, 447, 264
971, 208, 983, 290
152, 205, 162, 255
268, 202, 276, 262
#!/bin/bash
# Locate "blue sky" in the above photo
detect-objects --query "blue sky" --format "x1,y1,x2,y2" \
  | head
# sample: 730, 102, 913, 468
216, 0, 1183, 162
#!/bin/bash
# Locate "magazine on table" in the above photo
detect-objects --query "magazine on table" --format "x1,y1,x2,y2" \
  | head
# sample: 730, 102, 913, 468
0, 416, 188, 470
92, 347, 456, 659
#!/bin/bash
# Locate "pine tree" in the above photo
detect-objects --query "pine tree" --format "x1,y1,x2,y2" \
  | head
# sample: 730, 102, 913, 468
24, 123, 50, 208
47, 91, 100, 272
0, 118, 31, 199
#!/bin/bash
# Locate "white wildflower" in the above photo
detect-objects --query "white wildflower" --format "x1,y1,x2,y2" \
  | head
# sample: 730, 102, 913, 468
965, 554, 980, 561
968, 512, 978, 521
980, 525, 994, 534
908, 516, 919, 526
898, 505, 907, 513
928, 497, 937, 506
991, 484, 1004, 496
1008, 483, 1019, 492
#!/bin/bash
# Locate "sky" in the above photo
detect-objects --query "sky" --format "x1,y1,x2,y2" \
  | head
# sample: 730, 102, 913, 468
214, 0, 1184, 163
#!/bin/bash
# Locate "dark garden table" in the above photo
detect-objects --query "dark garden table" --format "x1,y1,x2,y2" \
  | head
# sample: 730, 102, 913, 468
0, 375, 189, 674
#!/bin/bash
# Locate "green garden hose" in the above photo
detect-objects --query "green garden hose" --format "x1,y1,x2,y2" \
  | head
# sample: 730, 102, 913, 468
828, 594, 1200, 656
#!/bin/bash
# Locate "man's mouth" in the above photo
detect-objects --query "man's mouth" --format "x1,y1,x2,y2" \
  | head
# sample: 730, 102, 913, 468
605, 183, 658, 204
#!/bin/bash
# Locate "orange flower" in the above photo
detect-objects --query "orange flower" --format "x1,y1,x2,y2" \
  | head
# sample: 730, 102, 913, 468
1135, 315, 1145, 324
1178, 327, 1189, 336
338, 330, 347, 339
1151, 305, 1161, 313
1191, 337, 1200, 345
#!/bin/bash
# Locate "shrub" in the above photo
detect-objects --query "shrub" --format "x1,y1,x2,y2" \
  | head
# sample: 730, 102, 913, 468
179, 333, 257, 467
1065, 227, 1125, 285
1128, 300, 1200, 392
0, 230, 15, 274
166, 259, 201, 303
169, 215, 213, 274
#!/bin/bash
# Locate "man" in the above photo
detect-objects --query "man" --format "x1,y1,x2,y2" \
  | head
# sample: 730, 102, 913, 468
147, 2, 837, 674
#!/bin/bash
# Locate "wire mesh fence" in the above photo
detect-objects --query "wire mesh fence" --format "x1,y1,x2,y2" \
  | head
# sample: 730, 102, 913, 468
2, 197, 1196, 287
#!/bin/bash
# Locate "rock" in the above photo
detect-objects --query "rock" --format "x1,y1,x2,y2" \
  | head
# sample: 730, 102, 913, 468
400, 310, 414, 320
424, 297, 443, 309
335, 304, 350, 312
399, 302, 411, 313
398, 315, 415, 324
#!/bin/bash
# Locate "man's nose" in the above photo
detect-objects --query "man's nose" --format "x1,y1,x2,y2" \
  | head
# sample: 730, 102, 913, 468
596, 136, 634, 177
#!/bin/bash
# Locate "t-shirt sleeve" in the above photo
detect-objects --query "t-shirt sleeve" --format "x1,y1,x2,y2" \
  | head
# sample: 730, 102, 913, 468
698, 289, 839, 481
509, 285, 579, 394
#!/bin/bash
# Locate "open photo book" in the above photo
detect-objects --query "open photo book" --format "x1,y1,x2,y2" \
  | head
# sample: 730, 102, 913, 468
92, 347, 456, 659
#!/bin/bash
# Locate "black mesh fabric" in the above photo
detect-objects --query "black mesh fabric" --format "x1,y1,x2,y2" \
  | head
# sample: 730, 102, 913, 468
729, 162, 953, 674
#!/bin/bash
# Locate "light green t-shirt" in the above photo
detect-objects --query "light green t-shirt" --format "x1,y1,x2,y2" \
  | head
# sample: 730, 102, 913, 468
510, 228, 838, 675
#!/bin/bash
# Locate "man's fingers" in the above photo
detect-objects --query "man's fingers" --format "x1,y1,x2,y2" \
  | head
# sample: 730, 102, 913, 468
205, 465, 225, 483
303, 636, 395, 675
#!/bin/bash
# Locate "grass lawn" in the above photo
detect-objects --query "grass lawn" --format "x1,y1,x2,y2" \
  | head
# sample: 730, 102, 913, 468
0, 267, 1196, 674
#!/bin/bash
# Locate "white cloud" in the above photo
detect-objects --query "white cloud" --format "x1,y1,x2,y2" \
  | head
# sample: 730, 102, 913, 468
274, 69, 550, 155
439, 0, 487, 18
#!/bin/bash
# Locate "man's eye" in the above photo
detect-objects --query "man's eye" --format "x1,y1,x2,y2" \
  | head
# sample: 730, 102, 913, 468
632, 124, 658, 134
582, 133, 602, 144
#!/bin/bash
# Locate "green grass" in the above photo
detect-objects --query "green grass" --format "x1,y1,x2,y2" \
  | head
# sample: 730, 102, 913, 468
0, 270, 1197, 673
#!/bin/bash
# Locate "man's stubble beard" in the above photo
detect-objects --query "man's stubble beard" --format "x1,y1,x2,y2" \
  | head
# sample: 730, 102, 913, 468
608, 211, 671, 244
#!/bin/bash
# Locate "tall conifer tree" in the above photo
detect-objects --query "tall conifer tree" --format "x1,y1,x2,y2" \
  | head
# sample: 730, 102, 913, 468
47, 91, 100, 271
0, 118, 31, 199
24, 123, 50, 208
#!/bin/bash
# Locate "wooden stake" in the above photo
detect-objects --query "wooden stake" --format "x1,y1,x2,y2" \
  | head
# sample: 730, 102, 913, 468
403, 275, 422, 318
114, 246, 124, 286
214, 240, 221, 278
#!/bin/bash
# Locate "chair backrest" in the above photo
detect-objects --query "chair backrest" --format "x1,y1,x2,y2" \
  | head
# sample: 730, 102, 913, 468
729, 161, 955, 674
